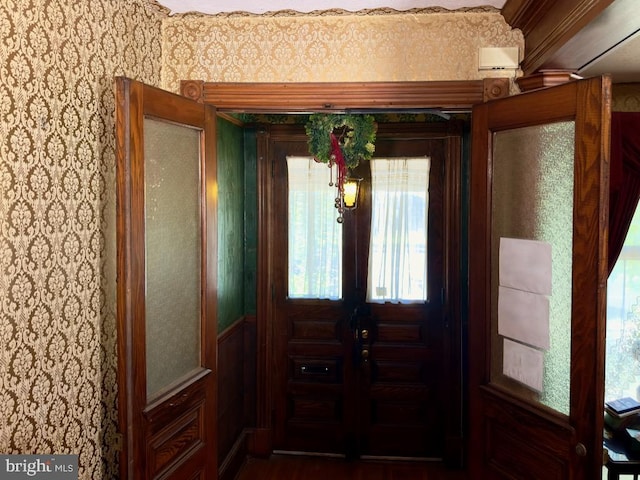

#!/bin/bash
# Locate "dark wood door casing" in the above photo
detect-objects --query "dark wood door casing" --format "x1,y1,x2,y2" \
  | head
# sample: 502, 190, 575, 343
180, 79, 509, 458
180, 79, 511, 112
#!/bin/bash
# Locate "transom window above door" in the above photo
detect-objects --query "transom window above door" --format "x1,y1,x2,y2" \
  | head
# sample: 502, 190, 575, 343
286, 155, 431, 303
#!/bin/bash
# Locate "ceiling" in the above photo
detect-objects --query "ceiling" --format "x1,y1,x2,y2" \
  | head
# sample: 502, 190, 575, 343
154, 0, 640, 84
579, 31, 640, 83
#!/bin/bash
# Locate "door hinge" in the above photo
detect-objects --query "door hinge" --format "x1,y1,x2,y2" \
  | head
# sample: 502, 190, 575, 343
441, 287, 446, 304
113, 433, 124, 452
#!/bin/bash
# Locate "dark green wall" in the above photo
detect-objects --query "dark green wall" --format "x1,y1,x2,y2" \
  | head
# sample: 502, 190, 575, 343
243, 128, 258, 315
217, 118, 245, 332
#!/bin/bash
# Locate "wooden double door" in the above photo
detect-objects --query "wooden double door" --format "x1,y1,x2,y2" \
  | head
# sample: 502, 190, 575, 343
267, 122, 463, 460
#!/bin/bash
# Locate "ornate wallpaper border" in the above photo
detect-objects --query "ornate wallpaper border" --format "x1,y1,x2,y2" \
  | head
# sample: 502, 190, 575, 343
148, 0, 500, 17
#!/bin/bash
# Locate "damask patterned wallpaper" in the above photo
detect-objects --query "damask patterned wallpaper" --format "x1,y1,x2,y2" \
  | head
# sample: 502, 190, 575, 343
0, 1, 163, 478
161, 9, 524, 91
613, 84, 640, 112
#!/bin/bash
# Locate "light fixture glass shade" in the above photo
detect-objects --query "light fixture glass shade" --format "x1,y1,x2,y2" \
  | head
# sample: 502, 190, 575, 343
343, 178, 362, 209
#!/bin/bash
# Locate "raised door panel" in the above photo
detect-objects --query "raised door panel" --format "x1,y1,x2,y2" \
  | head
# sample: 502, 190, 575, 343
363, 305, 444, 458
275, 304, 352, 453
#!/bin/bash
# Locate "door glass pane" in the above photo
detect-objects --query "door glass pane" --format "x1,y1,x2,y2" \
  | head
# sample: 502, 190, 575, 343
144, 117, 202, 399
287, 156, 342, 300
491, 122, 575, 416
367, 157, 430, 303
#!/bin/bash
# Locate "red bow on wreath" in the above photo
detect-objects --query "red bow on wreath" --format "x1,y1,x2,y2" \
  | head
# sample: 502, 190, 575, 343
330, 132, 348, 194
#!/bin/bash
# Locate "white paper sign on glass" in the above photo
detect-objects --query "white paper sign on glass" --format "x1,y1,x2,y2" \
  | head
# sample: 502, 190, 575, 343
499, 238, 552, 296
498, 286, 550, 350
503, 338, 544, 392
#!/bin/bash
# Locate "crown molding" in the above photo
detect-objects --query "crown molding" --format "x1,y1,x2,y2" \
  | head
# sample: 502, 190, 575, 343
180, 79, 511, 112
502, 0, 614, 75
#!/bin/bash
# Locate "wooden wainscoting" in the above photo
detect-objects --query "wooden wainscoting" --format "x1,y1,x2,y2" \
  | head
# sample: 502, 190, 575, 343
218, 315, 257, 480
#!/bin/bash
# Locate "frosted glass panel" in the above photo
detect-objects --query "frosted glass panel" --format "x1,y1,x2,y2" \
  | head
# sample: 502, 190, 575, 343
144, 117, 201, 399
491, 121, 575, 416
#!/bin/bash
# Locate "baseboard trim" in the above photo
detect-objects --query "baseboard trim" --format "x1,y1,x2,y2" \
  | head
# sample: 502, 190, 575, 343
219, 429, 248, 480
246, 427, 272, 456
444, 435, 465, 468
272, 450, 345, 459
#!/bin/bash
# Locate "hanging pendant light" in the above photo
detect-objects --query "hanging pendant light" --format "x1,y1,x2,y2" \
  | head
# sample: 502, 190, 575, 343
343, 177, 362, 209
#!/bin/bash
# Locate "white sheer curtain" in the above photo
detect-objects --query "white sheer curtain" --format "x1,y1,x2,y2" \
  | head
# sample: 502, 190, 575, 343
287, 156, 342, 300
367, 157, 430, 303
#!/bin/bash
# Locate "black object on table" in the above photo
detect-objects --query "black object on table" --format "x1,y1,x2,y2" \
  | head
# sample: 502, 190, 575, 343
604, 421, 640, 480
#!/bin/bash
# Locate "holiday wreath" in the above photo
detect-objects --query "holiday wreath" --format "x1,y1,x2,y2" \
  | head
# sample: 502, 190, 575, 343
305, 114, 376, 222
305, 113, 377, 169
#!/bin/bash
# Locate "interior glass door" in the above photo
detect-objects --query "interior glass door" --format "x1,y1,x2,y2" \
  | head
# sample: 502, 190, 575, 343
115, 77, 218, 480
468, 76, 611, 480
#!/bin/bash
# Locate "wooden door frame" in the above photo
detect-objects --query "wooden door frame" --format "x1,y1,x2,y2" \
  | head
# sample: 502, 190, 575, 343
180, 78, 510, 459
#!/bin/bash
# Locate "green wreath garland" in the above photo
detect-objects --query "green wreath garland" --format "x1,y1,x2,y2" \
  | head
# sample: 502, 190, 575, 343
305, 114, 377, 168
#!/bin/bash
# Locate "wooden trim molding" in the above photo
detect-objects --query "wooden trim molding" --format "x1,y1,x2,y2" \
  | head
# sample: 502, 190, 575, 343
502, 0, 615, 76
219, 430, 249, 480
218, 315, 246, 343
180, 79, 510, 112
246, 428, 272, 457
516, 69, 577, 92
255, 127, 273, 454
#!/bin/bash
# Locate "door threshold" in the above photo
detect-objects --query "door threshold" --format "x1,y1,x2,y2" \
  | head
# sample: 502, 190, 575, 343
272, 450, 443, 463
273, 450, 346, 459
360, 455, 443, 462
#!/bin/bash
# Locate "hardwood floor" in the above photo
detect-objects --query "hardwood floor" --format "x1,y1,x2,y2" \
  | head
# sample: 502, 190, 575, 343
235, 454, 469, 480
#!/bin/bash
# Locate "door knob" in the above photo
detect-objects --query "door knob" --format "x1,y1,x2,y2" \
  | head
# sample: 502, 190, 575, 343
575, 443, 587, 457
361, 329, 369, 340
361, 349, 369, 359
